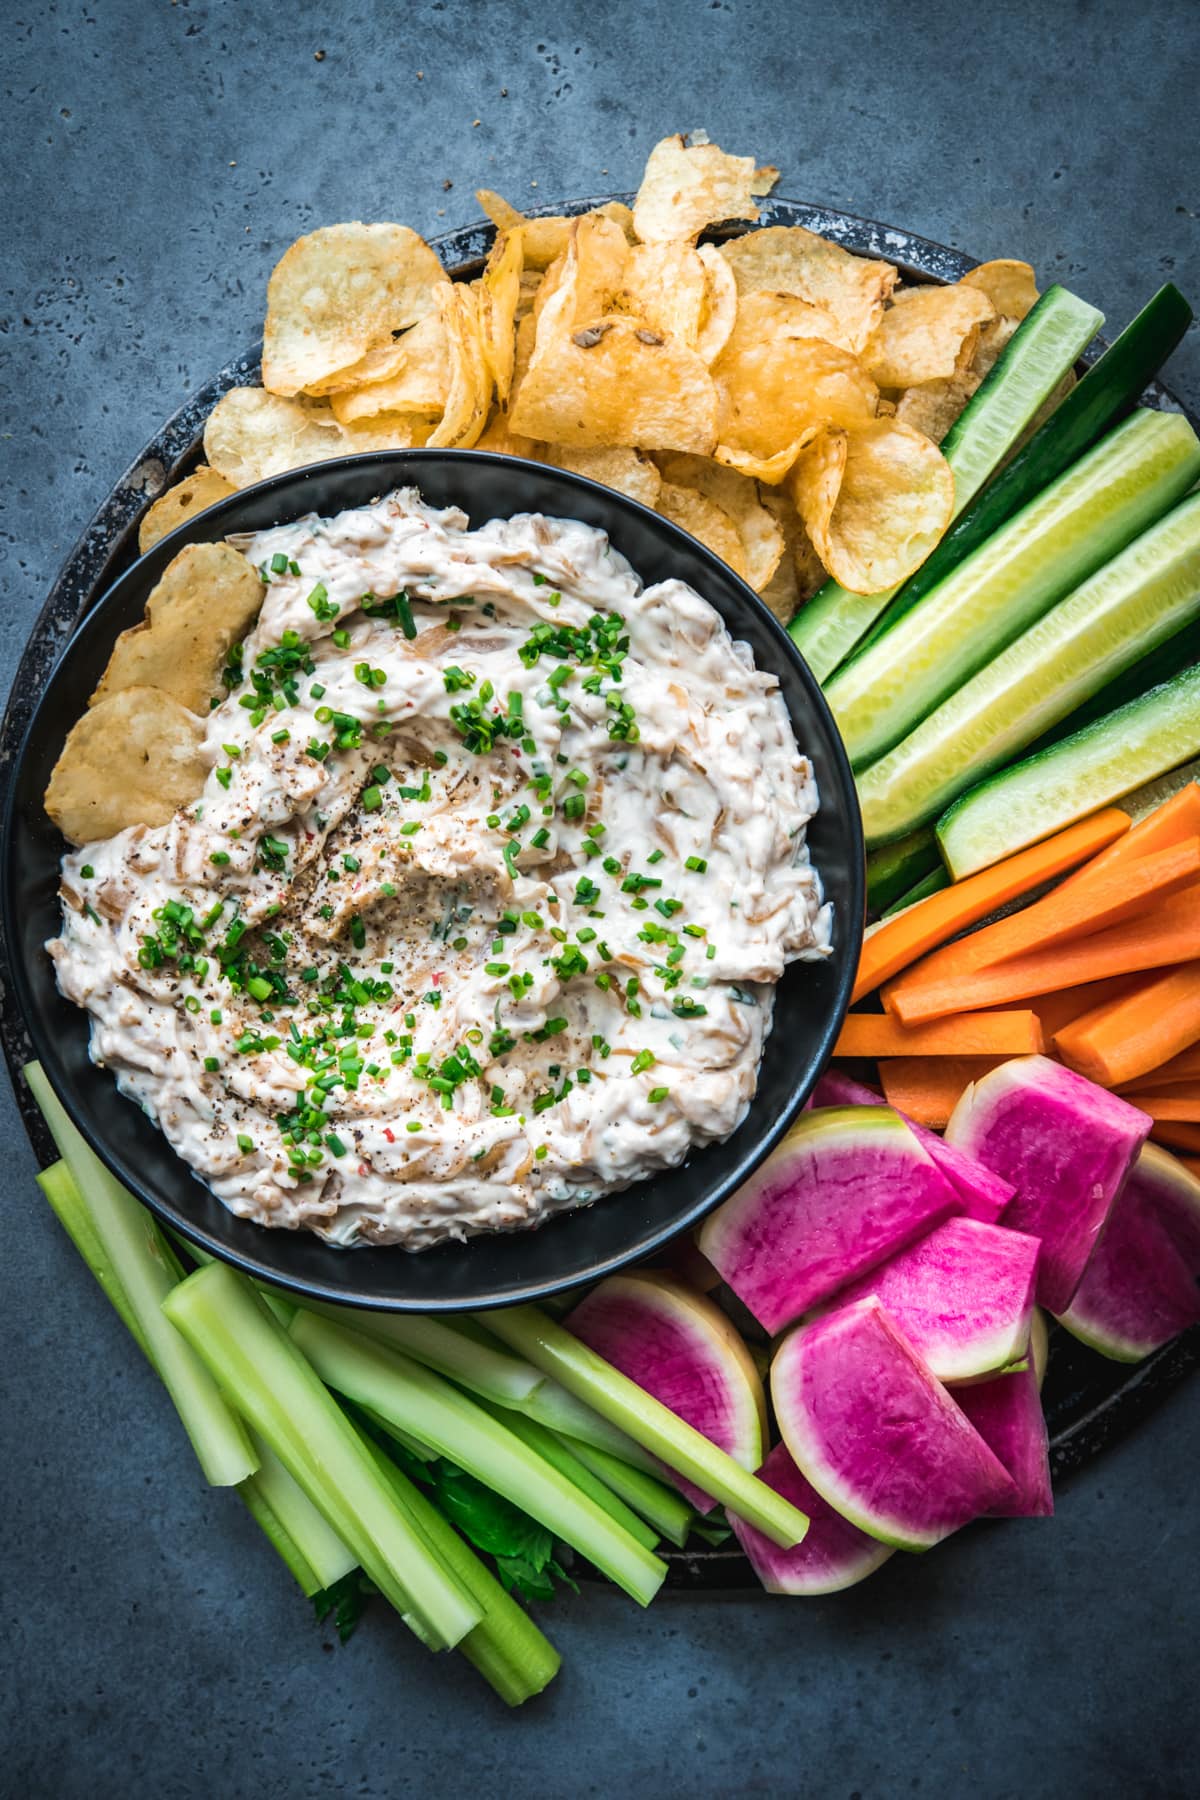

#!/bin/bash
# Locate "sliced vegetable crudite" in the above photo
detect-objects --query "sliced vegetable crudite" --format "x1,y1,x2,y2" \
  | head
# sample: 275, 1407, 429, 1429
698, 1106, 961, 1333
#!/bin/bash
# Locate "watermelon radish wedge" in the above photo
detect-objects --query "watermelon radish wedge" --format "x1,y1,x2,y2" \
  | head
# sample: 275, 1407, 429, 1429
944, 1056, 1152, 1313
564, 1272, 767, 1512
1056, 1152, 1200, 1362
1135, 1142, 1200, 1275
772, 1298, 1016, 1550
699, 1107, 961, 1334
954, 1331, 1054, 1519
729, 1442, 895, 1594
811, 1069, 1015, 1224
820, 1216, 1039, 1383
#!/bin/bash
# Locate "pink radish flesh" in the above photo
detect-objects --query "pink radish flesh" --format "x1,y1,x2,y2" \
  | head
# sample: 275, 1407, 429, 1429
812, 1068, 1014, 1223
1132, 1143, 1200, 1277
729, 1441, 894, 1594
699, 1106, 960, 1334
955, 1367, 1054, 1517
944, 1056, 1151, 1314
564, 1273, 765, 1512
772, 1297, 1016, 1550
1056, 1159, 1200, 1361
823, 1215, 1039, 1382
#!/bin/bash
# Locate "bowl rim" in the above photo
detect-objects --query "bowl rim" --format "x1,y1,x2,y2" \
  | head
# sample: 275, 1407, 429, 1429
2, 448, 863, 1311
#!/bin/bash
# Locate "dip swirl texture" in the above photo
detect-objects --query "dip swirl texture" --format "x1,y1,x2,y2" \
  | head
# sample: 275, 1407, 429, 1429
50, 490, 831, 1249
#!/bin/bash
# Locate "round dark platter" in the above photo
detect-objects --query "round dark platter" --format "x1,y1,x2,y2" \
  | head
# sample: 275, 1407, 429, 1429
1, 194, 1195, 1588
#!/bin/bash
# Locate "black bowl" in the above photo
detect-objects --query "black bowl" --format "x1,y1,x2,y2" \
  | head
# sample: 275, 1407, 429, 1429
2, 449, 864, 1310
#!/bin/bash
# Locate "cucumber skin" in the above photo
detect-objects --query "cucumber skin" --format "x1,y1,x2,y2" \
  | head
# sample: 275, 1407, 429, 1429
881, 867, 950, 918
936, 661, 1200, 879
853, 283, 1193, 661
788, 284, 1104, 684
829, 408, 1200, 770
857, 490, 1200, 845
865, 826, 940, 916
1028, 622, 1198, 757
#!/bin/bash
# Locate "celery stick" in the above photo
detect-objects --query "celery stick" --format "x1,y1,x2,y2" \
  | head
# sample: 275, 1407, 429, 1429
308, 1303, 542, 1405
26, 1064, 257, 1488
248, 1432, 357, 1593
559, 1436, 695, 1549
365, 1437, 561, 1706
238, 1475, 322, 1597
481, 1405, 662, 1552
358, 1404, 437, 1461
37, 1161, 359, 1600
518, 1378, 663, 1476
37, 1161, 153, 1360
290, 1309, 667, 1607
163, 1262, 480, 1650
480, 1306, 809, 1550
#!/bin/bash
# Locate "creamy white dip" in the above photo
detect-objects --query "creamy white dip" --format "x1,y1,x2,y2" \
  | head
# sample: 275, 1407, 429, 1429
50, 490, 830, 1248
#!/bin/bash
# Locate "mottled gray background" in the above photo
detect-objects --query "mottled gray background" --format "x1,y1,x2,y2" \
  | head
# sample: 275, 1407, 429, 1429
2, 2, 1198, 1796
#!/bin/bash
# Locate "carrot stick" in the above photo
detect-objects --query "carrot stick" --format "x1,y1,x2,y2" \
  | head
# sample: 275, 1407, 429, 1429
835, 1010, 1044, 1059
1015, 975, 1148, 1039
886, 837, 1200, 1010
887, 886, 1200, 1026
1054, 964, 1200, 1088
1130, 1090, 1200, 1122
1119, 1043, 1200, 1094
879, 1056, 1009, 1129
1055, 780, 1200, 896
852, 809, 1130, 1004
1150, 1123, 1200, 1152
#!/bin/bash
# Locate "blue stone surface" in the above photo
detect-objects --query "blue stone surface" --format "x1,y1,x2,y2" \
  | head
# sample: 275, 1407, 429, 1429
1, 2, 1197, 1794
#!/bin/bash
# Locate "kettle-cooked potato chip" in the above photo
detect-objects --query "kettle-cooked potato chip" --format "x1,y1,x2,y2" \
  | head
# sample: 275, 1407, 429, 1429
712, 292, 879, 480
262, 223, 449, 397
789, 417, 954, 595
656, 452, 784, 591
719, 225, 897, 354
959, 258, 1039, 322
476, 194, 634, 270
478, 230, 524, 404
864, 285, 996, 390
618, 242, 708, 347
137, 465, 237, 553
427, 283, 491, 448
91, 543, 264, 716
757, 483, 828, 620
895, 373, 978, 444
633, 133, 764, 244
45, 687, 209, 846
656, 481, 748, 580
510, 312, 719, 452
204, 388, 345, 488
337, 413, 435, 453
694, 244, 738, 365
330, 312, 450, 423
539, 445, 663, 508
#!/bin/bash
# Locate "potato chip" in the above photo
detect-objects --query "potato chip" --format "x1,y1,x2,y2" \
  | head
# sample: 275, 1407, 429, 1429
261, 223, 448, 396
618, 242, 708, 347
970, 312, 1020, 384
515, 269, 543, 321
474, 412, 543, 458
510, 225, 718, 451
478, 230, 524, 404
694, 244, 738, 364
92, 544, 264, 715
338, 413, 435, 452
330, 312, 450, 423
632, 133, 764, 244
203, 388, 344, 488
427, 283, 491, 448
959, 259, 1039, 322
45, 687, 209, 846
510, 311, 719, 452
476, 189, 527, 233
758, 484, 828, 620
895, 374, 977, 444
864, 285, 996, 390
712, 292, 878, 480
719, 225, 897, 354
656, 453, 783, 591
512, 311, 537, 393
138, 466, 237, 553
656, 481, 748, 580
301, 338, 412, 398
789, 417, 954, 595
541, 445, 663, 509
